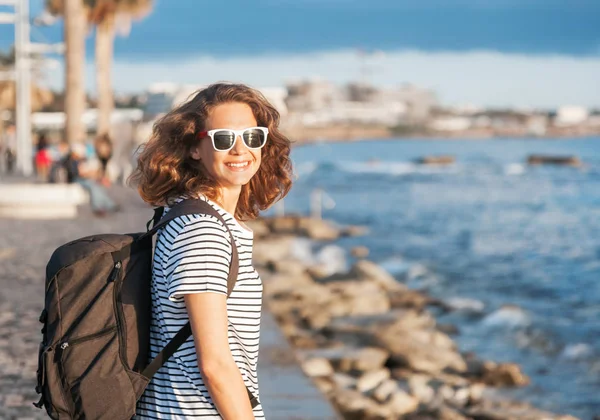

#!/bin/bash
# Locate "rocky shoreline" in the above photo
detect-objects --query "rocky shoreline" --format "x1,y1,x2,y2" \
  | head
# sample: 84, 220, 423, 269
249, 215, 580, 420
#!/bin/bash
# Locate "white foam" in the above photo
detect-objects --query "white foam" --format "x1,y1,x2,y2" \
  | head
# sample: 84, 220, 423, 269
290, 237, 315, 265
314, 245, 347, 276
560, 343, 594, 361
504, 163, 526, 175
482, 305, 531, 329
445, 297, 485, 313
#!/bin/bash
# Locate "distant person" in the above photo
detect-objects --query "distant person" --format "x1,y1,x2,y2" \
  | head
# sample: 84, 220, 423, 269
34, 132, 52, 182
94, 134, 113, 185
4, 125, 16, 174
131, 83, 293, 419
48, 140, 71, 183
66, 144, 119, 217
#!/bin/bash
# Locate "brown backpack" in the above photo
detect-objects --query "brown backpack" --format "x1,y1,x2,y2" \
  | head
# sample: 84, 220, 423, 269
34, 199, 258, 419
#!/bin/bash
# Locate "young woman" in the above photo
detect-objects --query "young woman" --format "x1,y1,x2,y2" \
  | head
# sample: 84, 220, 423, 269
131, 83, 292, 419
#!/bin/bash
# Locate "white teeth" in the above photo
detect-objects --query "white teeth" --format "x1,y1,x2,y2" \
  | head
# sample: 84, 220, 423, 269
226, 161, 249, 168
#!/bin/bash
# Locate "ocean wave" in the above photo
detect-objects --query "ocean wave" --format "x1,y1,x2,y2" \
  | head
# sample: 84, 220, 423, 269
481, 305, 531, 329
560, 343, 594, 361
445, 297, 486, 313
336, 161, 461, 176
504, 163, 526, 175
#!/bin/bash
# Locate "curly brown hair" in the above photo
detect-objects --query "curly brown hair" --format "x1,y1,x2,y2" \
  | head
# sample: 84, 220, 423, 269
129, 83, 293, 220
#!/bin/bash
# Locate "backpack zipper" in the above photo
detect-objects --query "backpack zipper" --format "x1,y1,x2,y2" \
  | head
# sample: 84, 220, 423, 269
59, 325, 117, 350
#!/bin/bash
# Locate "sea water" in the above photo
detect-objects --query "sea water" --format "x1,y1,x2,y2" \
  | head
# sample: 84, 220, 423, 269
278, 137, 600, 419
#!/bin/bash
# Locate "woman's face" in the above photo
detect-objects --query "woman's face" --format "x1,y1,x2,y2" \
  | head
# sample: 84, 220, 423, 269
190, 102, 263, 191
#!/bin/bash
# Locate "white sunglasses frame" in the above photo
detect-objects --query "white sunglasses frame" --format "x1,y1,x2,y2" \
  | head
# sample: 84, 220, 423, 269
198, 126, 269, 152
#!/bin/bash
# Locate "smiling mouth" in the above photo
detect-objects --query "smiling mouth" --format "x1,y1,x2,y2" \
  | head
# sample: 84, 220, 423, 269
226, 161, 250, 168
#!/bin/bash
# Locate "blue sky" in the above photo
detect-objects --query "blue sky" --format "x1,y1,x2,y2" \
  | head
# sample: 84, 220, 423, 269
1, 0, 599, 108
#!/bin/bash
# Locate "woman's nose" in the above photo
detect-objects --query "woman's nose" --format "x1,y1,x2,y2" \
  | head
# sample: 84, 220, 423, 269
231, 135, 249, 154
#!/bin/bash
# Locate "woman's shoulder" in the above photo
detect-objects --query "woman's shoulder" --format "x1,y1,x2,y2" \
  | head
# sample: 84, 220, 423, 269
164, 212, 228, 237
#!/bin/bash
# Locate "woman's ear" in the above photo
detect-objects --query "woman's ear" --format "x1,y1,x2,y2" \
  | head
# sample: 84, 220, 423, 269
190, 145, 201, 161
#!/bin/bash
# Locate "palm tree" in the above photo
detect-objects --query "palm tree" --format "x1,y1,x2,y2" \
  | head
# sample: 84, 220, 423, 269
46, 0, 152, 140
89, 0, 152, 137
47, 0, 87, 144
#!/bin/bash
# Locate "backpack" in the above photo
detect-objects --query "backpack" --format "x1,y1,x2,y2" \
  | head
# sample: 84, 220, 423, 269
34, 198, 259, 419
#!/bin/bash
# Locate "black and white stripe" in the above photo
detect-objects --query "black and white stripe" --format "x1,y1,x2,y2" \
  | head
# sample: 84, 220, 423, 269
136, 197, 264, 419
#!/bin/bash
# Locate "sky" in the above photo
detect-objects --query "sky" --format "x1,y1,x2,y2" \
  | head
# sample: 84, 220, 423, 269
1, 0, 599, 108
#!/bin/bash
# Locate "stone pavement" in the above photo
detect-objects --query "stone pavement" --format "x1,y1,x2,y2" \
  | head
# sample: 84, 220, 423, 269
0, 184, 338, 419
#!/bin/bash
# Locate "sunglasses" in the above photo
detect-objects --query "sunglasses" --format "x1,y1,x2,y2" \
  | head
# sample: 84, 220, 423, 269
197, 127, 269, 152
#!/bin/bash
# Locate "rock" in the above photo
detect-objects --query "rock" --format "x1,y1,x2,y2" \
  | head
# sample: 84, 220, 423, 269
466, 399, 580, 420
330, 388, 374, 420
341, 225, 370, 237
373, 326, 467, 374
350, 246, 370, 258
372, 379, 399, 403
350, 260, 405, 293
268, 258, 309, 276
262, 272, 314, 298
336, 347, 390, 373
253, 236, 295, 265
356, 368, 391, 393
300, 218, 341, 241
386, 389, 419, 416
416, 155, 456, 165
389, 289, 432, 310
312, 376, 336, 394
408, 375, 435, 403
244, 218, 270, 237
437, 323, 460, 335
267, 215, 302, 233
482, 362, 530, 387
301, 304, 332, 330
527, 154, 582, 167
331, 372, 357, 390
302, 357, 334, 377
326, 280, 391, 316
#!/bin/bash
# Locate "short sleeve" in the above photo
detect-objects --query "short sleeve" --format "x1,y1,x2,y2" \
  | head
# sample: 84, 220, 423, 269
165, 215, 232, 302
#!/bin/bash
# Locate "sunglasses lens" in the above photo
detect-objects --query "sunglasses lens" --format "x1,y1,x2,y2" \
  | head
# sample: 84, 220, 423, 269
243, 128, 267, 149
212, 130, 236, 150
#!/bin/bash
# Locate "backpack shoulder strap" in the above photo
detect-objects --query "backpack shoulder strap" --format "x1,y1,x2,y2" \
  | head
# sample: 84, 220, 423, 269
141, 198, 239, 295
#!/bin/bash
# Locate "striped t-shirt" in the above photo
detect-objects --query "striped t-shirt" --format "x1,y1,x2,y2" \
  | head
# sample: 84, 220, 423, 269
136, 197, 264, 419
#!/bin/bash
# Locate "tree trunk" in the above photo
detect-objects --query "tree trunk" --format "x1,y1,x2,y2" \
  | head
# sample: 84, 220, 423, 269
95, 17, 114, 137
64, 0, 87, 144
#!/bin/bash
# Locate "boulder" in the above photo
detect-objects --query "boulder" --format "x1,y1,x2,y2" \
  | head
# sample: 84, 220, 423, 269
341, 225, 370, 237
299, 218, 341, 241
302, 357, 334, 377
372, 379, 399, 403
416, 155, 456, 165
350, 260, 406, 293
262, 272, 314, 298
481, 362, 530, 387
326, 280, 391, 316
389, 289, 432, 310
335, 347, 390, 373
330, 388, 375, 420
386, 389, 419, 416
350, 246, 370, 258
356, 368, 391, 393
267, 215, 302, 233
244, 218, 271, 237
373, 327, 467, 374
253, 236, 295, 265
527, 154, 582, 167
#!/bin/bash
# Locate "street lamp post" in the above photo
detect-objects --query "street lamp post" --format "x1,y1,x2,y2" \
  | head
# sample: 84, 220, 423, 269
0, 0, 65, 177
14, 0, 33, 176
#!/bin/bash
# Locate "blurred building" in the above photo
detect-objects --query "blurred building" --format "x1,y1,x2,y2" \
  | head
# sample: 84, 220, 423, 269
285, 80, 436, 127
554, 106, 589, 127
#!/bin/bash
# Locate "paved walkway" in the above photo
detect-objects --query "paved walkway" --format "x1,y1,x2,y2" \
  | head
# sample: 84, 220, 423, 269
0, 183, 338, 419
